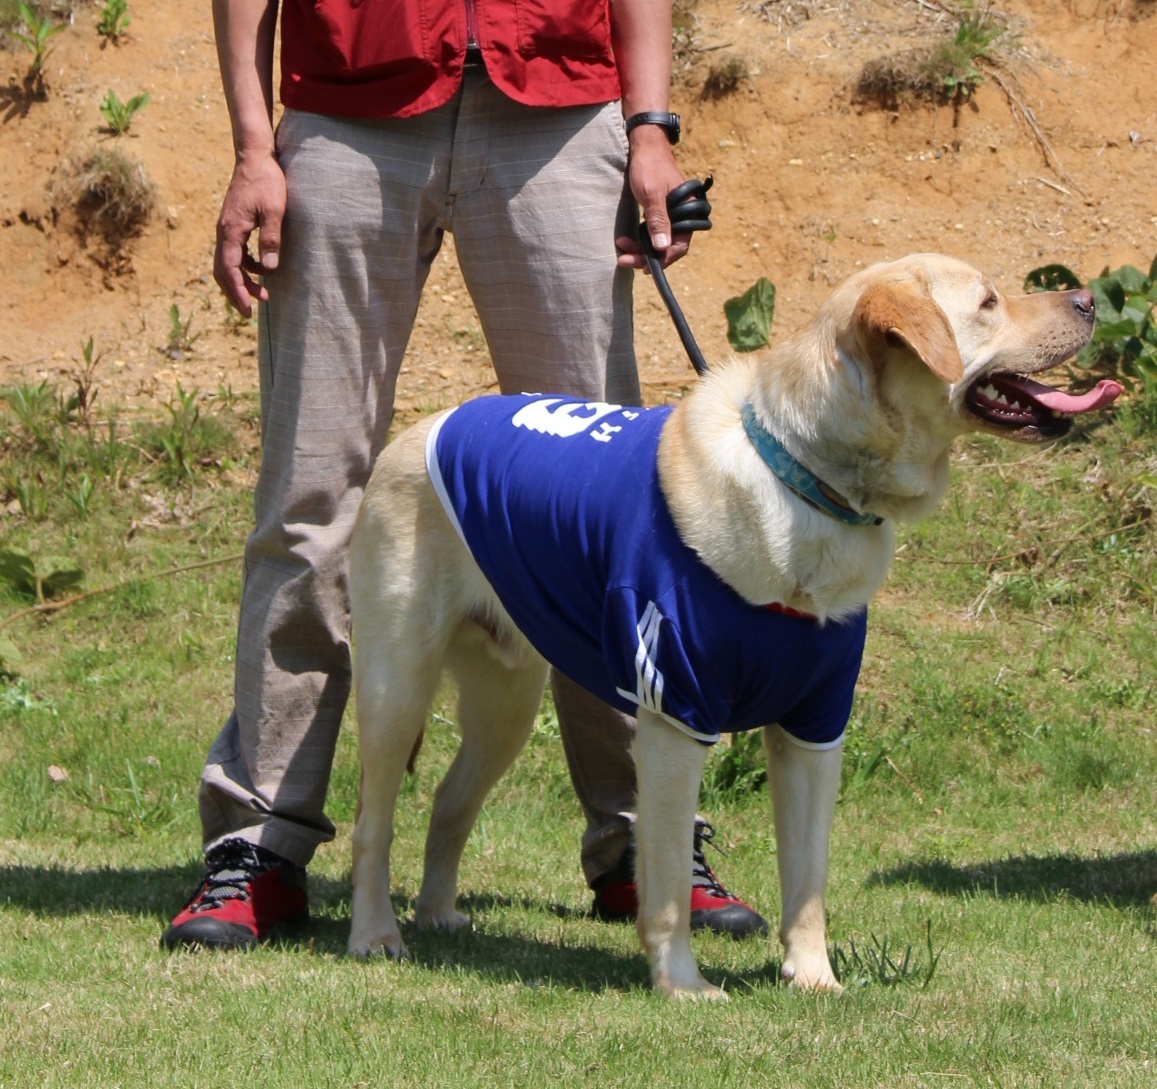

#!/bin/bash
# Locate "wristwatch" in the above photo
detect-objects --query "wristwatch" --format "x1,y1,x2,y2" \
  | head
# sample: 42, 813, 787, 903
624, 111, 681, 145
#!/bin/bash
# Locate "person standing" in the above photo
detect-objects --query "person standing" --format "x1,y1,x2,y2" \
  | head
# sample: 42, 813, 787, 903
162, 0, 766, 949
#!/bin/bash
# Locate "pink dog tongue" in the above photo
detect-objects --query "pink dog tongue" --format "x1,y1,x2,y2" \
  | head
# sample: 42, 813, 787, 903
1013, 377, 1123, 414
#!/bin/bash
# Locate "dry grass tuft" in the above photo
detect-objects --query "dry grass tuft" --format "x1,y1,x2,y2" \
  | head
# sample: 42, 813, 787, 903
54, 145, 155, 244
701, 54, 750, 100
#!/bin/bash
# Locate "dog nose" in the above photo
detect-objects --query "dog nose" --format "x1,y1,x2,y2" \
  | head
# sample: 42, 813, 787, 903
1072, 288, 1095, 320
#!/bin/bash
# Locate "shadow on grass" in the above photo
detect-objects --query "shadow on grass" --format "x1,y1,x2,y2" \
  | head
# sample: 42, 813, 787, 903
0, 862, 653, 991
0, 861, 200, 920
379, 930, 649, 994
310, 888, 650, 992
870, 849, 1157, 908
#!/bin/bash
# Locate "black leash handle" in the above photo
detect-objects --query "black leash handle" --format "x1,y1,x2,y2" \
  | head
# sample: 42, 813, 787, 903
640, 176, 713, 376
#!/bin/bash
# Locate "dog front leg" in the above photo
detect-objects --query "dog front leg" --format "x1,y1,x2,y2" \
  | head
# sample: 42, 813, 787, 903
765, 724, 843, 991
633, 711, 724, 1000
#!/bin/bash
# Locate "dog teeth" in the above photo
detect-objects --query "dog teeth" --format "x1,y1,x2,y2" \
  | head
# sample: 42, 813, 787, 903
979, 383, 1023, 411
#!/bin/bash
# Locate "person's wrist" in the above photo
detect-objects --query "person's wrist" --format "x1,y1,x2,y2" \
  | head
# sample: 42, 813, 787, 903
624, 111, 680, 145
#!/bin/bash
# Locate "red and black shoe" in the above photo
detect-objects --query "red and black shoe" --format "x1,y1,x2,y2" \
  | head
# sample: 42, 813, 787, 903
161, 838, 309, 950
591, 819, 769, 938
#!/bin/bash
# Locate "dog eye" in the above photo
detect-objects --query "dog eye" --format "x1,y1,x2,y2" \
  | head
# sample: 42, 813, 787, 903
980, 291, 999, 310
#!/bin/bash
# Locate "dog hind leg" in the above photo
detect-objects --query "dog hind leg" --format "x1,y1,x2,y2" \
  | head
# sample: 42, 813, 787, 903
765, 724, 843, 991
348, 645, 445, 959
414, 640, 549, 931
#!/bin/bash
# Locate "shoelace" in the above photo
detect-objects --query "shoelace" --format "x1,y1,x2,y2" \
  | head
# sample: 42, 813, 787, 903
187, 839, 272, 913
690, 820, 734, 899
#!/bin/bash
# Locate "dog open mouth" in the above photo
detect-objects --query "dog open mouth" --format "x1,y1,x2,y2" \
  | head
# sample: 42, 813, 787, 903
964, 373, 1122, 437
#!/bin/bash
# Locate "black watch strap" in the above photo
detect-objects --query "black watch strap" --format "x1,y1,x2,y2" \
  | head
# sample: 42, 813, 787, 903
624, 111, 681, 145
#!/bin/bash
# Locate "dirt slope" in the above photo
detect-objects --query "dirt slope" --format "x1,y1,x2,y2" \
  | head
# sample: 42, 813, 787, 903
1, 0, 1154, 422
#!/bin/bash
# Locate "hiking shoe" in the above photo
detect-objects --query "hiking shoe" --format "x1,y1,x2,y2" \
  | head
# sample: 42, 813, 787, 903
591, 818, 769, 938
160, 838, 309, 950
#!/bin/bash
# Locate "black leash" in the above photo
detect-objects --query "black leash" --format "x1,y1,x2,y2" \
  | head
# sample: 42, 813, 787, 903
640, 176, 714, 377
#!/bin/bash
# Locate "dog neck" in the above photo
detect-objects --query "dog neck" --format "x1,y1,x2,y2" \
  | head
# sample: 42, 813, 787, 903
740, 403, 884, 527
656, 367, 896, 623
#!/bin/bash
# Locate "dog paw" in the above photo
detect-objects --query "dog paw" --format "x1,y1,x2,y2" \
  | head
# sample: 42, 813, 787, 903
780, 954, 842, 993
414, 907, 471, 933
657, 974, 729, 1001
348, 934, 410, 961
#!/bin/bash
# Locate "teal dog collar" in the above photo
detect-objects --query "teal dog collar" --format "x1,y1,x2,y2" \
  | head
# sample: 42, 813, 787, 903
741, 403, 884, 527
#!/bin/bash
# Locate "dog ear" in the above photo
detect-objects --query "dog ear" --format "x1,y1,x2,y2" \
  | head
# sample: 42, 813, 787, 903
854, 280, 964, 384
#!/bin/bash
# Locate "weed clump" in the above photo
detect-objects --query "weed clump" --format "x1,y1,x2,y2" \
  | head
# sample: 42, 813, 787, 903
54, 146, 155, 250
855, 9, 1010, 112
701, 55, 749, 100
855, 50, 943, 112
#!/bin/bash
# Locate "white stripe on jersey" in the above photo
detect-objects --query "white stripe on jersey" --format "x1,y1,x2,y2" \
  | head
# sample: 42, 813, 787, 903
633, 601, 665, 714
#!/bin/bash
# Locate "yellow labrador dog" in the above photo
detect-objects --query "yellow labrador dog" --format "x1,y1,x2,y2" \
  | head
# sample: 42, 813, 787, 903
347, 254, 1119, 998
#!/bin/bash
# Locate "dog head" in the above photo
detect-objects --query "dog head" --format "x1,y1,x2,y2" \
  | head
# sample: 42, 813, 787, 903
746, 254, 1122, 528
847, 253, 1121, 442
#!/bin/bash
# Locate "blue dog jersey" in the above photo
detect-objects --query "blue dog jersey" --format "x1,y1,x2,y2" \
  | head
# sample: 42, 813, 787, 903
426, 395, 866, 747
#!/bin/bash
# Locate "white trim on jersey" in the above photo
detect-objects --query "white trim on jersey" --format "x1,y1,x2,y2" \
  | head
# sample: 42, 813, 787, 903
425, 409, 468, 545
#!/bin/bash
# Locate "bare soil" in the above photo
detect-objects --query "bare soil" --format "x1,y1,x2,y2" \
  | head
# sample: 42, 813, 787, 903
2, 0, 1155, 427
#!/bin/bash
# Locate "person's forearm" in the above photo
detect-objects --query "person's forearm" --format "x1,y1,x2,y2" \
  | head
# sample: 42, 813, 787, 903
609, 0, 685, 259
212, 0, 279, 159
610, 0, 673, 119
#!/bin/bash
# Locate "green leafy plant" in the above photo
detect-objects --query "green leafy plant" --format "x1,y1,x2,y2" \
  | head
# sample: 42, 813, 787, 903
63, 473, 95, 518
924, 10, 1007, 105
143, 382, 229, 481
855, 6, 1011, 112
4, 379, 56, 449
831, 921, 942, 988
71, 759, 178, 836
12, 0, 65, 96
0, 634, 24, 676
96, 0, 129, 41
11, 478, 48, 520
163, 302, 200, 361
700, 730, 766, 804
1024, 255, 1157, 387
99, 88, 150, 135
0, 678, 52, 711
70, 336, 101, 423
0, 548, 84, 604
724, 276, 776, 352
160, 383, 200, 478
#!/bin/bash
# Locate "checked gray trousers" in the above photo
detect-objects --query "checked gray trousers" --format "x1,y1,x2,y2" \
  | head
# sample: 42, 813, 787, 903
199, 71, 642, 885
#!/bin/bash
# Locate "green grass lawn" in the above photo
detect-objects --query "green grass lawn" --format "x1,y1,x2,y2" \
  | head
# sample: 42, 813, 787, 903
1, 375, 1154, 1087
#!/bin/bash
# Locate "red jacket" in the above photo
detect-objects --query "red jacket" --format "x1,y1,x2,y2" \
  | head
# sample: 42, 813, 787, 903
280, 0, 622, 119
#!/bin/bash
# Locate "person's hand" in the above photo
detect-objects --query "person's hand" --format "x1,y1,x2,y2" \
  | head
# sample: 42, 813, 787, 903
213, 150, 286, 316
616, 131, 691, 272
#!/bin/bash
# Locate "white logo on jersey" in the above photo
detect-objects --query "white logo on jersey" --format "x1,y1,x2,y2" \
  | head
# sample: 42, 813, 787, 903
511, 398, 623, 439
